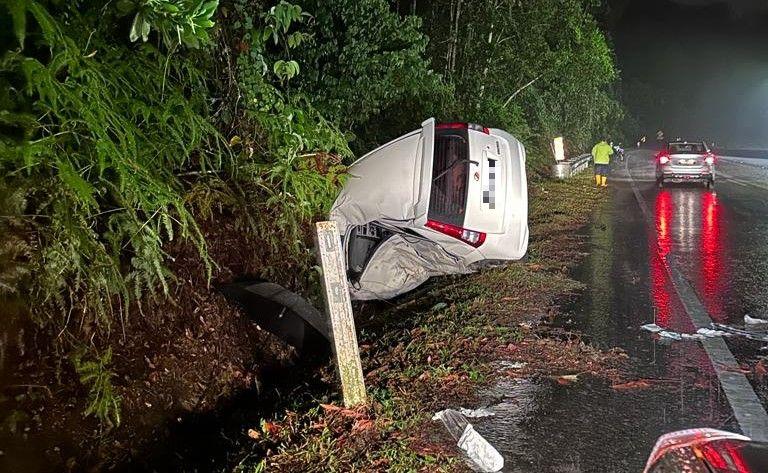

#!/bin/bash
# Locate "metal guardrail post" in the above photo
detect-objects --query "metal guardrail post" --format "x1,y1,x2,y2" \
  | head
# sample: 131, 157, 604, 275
551, 153, 592, 179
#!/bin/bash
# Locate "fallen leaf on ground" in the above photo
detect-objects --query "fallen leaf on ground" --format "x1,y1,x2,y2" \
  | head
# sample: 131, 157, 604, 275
262, 422, 281, 435
611, 380, 652, 391
552, 374, 579, 385
247, 428, 260, 440
755, 360, 767, 381
320, 403, 367, 419
352, 419, 374, 432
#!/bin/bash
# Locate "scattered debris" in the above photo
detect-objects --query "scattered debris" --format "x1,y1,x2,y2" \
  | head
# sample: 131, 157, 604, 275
659, 330, 684, 341
712, 324, 768, 342
744, 315, 768, 325
502, 361, 528, 370
459, 407, 495, 418
641, 323, 664, 333
697, 328, 728, 337
641, 324, 729, 342
433, 409, 504, 473
458, 423, 504, 473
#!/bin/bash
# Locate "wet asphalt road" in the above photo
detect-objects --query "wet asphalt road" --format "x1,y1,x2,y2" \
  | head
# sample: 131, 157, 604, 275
472, 150, 768, 473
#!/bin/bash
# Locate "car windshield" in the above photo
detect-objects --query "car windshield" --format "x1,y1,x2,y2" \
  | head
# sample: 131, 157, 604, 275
428, 128, 469, 227
669, 143, 706, 154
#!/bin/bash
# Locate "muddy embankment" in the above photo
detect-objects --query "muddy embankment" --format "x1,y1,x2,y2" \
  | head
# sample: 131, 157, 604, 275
0, 205, 326, 472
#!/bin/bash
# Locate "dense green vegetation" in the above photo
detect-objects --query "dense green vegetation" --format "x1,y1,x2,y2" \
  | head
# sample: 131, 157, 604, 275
0, 0, 623, 428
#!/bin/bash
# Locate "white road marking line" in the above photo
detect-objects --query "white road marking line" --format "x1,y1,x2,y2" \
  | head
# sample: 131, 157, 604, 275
718, 169, 768, 192
625, 154, 768, 441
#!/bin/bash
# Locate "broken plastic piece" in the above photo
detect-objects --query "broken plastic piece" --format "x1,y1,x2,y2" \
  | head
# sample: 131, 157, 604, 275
744, 314, 768, 325
457, 424, 505, 473
712, 323, 768, 342
680, 333, 705, 341
696, 327, 727, 337
433, 409, 504, 472
642, 325, 728, 342
459, 407, 495, 418
641, 323, 664, 333
659, 330, 683, 341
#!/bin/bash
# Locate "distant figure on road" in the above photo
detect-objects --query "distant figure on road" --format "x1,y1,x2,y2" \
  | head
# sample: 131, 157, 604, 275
591, 140, 613, 188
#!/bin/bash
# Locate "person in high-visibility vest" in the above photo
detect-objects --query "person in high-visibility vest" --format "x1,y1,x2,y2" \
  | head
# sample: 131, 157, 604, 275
591, 140, 613, 187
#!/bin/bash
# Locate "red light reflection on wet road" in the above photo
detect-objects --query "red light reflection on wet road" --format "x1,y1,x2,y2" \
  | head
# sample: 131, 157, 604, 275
651, 190, 673, 327
700, 191, 728, 323
649, 189, 730, 328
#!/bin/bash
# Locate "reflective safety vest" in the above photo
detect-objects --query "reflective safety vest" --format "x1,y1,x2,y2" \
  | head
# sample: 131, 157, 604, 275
592, 141, 613, 165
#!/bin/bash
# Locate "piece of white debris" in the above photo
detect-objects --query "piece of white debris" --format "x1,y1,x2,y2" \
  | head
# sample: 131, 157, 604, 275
659, 330, 683, 341
459, 407, 495, 418
433, 409, 504, 472
744, 315, 768, 325
697, 328, 727, 337
457, 424, 505, 473
641, 323, 664, 333
681, 333, 705, 341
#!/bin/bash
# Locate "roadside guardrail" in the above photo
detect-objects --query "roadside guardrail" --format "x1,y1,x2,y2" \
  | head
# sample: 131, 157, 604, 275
552, 153, 591, 179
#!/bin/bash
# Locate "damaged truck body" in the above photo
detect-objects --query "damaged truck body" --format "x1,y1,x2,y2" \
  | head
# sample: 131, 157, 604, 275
331, 118, 529, 300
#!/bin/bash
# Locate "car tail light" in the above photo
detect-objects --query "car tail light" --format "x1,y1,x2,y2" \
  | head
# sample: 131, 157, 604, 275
697, 441, 751, 473
659, 155, 670, 165
643, 429, 752, 473
705, 154, 715, 165
436, 122, 490, 134
426, 219, 486, 247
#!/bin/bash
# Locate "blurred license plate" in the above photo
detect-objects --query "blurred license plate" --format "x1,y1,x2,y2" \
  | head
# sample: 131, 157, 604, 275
679, 159, 696, 165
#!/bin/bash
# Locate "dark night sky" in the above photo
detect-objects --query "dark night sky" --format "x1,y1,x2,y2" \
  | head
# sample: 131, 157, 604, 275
610, 0, 768, 147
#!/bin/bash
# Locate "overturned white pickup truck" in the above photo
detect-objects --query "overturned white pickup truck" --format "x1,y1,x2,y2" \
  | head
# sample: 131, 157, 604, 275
330, 118, 529, 300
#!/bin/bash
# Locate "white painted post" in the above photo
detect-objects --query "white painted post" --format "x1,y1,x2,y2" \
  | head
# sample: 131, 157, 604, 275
314, 221, 367, 407
553, 136, 565, 162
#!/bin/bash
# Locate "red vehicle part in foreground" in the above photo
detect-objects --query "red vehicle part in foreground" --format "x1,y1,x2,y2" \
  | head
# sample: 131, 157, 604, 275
644, 428, 768, 473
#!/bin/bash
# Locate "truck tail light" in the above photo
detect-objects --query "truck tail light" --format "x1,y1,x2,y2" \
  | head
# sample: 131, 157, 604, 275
426, 219, 486, 247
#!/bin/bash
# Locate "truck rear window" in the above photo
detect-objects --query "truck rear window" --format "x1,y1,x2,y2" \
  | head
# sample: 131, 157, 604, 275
428, 128, 469, 227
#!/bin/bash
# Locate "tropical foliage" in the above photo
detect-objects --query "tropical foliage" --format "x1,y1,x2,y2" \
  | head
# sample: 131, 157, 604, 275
0, 0, 623, 427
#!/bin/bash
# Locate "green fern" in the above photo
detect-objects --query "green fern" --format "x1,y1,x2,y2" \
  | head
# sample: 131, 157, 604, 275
1, 1, 222, 330
71, 347, 122, 428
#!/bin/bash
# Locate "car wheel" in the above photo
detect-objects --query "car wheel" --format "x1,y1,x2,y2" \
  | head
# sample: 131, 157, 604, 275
657, 177, 664, 188
707, 178, 715, 189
